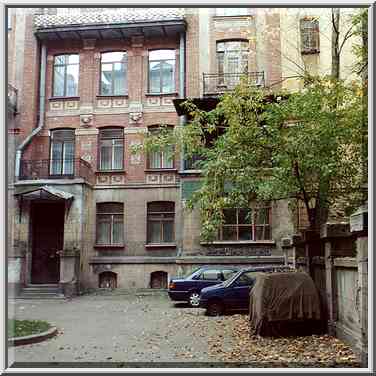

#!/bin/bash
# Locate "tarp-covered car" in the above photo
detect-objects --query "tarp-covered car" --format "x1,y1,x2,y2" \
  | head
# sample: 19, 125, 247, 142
249, 272, 324, 337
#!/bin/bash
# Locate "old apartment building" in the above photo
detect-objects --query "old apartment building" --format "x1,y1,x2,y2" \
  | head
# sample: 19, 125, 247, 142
8, 7, 358, 297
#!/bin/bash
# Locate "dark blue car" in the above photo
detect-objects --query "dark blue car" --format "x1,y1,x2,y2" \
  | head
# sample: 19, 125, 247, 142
200, 265, 292, 315
168, 266, 239, 307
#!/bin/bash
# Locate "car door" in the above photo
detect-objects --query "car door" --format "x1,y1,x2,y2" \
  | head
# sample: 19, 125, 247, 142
195, 269, 223, 291
224, 271, 258, 310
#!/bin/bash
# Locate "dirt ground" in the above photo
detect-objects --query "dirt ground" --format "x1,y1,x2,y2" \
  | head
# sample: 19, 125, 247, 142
8, 291, 361, 368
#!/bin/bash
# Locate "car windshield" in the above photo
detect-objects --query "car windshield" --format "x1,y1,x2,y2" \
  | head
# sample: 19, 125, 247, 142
222, 270, 242, 287
185, 267, 203, 279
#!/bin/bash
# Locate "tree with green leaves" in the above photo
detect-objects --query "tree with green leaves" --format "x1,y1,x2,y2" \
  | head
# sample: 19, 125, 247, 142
140, 76, 364, 241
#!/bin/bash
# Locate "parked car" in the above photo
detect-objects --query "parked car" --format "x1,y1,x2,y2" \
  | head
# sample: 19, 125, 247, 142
168, 266, 239, 307
199, 265, 293, 316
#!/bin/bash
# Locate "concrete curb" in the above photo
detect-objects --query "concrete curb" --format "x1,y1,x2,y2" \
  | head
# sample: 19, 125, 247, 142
8, 326, 58, 347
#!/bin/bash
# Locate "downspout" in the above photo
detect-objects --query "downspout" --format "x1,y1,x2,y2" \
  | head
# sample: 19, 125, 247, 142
15, 42, 47, 179
177, 30, 186, 259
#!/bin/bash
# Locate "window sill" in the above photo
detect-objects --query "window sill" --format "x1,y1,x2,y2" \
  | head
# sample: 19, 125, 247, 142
94, 244, 125, 249
49, 96, 80, 101
145, 168, 177, 173
178, 169, 202, 175
200, 240, 276, 246
145, 92, 178, 97
96, 94, 129, 98
96, 170, 126, 174
145, 243, 177, 249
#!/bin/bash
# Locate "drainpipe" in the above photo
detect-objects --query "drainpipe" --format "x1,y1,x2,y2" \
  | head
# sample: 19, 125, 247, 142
15, 42, 47, 179
177, 31, 186, 259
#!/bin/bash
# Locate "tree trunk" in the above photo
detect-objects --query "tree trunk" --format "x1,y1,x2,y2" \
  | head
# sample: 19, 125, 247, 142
331, 8, 340, 79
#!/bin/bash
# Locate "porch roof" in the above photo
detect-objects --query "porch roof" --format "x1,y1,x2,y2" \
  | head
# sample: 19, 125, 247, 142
14, 185, 74, 201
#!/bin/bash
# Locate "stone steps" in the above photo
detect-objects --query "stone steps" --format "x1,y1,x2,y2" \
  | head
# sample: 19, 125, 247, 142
17, 284, 65, 299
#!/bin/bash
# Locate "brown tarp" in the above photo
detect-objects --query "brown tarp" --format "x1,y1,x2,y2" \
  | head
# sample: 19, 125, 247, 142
249, 272, 323, 337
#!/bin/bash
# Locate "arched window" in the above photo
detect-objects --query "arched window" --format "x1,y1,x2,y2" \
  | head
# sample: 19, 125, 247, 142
53, 54, 79, 97
96, 202, 124, 245
100, 51, 127, 95
49, 129, 75, 176
148, 50, 175, 94
99, 271, 117, 288
147, 202, 175, 244
98, 128, 124, 171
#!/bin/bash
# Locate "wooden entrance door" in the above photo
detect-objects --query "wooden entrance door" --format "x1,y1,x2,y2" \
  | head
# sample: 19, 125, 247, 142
31, 202, 64, 284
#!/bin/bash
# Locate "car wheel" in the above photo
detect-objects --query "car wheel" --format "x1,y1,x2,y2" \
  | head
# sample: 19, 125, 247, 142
188, 291, 201, 307
206, 300, 224, 316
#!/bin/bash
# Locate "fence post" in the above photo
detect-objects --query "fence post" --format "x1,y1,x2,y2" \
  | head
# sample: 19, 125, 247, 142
350, 204, 368, 367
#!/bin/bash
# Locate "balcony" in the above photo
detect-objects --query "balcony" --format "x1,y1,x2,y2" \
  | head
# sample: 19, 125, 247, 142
19, 159, 95, 184
203, 72, 265, 96
8, 84, 18, 113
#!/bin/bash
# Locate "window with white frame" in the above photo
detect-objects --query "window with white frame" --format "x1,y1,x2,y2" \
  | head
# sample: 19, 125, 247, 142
96, 203, 124, 245
147, 202, 175, 244
98, 128, 124, 171
148, 50, 176, 94
50, 129, 75, 175
100, 51, 127, 95
53, 54, 79, 97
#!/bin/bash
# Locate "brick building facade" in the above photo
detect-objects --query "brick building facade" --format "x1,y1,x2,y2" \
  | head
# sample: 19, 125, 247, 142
10, 7, 339, 296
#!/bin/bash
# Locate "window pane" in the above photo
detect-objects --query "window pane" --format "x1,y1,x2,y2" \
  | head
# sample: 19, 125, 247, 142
100, 144, 112, 170
101, 63, 113, 95
223, 209, 237, 224
149, 61, 161, 93
53, 65, 65, 97
54, 55, 66, 65
163, 221, 174, 242
162, 149, 174, 168
238, 209, 252, 224
239, 226, 252, 240
113, 144, 123, 169
255, 225, 271, 240
149, 151, 161, 169
50, 142, 62, 174
97, 203, 123, 213
113, 62, 126, 95
113, 216, 124, 244
256, 208, 270, 224
222, 226, 237, 240
66, 64, 79, 96
97, 216, 111, 244
149, 50, 175, 61
102, 52, 126, 63
162, 60, 174, 93
63, 141, 74, 174
148, 221, 161, 243
68, 54, 79, 64
148, 201, 175, 213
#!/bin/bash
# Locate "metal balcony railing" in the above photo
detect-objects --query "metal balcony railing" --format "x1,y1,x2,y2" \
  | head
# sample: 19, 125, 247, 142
184, 154, 206, 170
203, 72, 265, 96
19, 159, 95, 184
8, 84, 18, 113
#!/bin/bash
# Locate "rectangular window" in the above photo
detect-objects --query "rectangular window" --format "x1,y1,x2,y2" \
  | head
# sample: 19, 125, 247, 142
218, 205, 271, 241
99, 128, 124, 171
148, 50, 175, 94
100, 52, 127, 95
300, 19, 320, 54
53, 54, 79, 97
147, 202, 175, 244
96, 203, 124, 245
49, 129, 75, 176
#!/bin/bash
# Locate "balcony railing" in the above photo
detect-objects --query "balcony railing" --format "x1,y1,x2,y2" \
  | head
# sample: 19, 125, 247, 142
183, 154, 206, 171
19, 159, 94, 184
203, 72, 265, 96
8, 84, 18, 113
